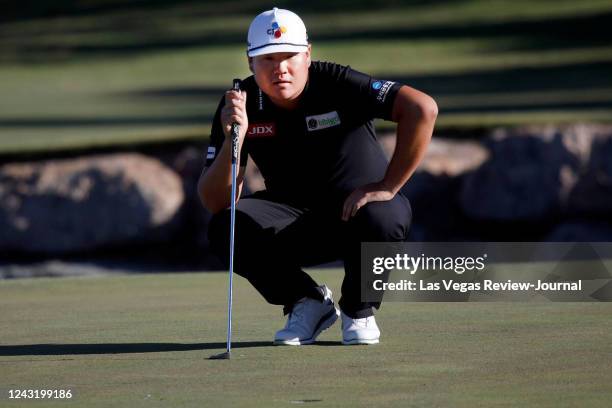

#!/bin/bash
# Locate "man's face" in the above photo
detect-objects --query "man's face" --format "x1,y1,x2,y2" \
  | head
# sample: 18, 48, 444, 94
249, 46, 311, 108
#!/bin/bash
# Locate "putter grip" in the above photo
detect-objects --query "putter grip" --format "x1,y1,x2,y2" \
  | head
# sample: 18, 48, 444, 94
230, 79, 241, 164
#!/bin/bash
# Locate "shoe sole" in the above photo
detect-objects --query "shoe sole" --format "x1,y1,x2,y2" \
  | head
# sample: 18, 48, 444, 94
273, 307, 340, 346
342, 338, 380, 345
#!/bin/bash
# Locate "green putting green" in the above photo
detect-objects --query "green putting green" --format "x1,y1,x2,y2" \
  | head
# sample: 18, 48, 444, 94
1, 269, 611, 407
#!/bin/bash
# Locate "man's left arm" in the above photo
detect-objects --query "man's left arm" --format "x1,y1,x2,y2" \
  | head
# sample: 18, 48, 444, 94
342, 85, 437, 221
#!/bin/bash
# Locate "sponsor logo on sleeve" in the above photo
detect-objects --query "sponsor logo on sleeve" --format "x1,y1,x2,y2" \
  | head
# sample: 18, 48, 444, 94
247, 122, 276, 138
305, 111, 341, 131
373, 80, 395, 103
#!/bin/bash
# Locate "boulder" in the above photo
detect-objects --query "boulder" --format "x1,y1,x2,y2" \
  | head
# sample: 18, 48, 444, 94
168, 146, 209, 248
565, 133, 612, 216
399, 137, 489, 240
460, 127, 580, 221
0, 153, 184, 254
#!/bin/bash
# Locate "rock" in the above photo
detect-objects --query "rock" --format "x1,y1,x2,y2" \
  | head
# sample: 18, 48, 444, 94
459, 125, 612, 223
565, 133, 612, 216
169, 146, 209, 248
460, 128, 580, 221
380, 133, 489, 176
395, 137, 489, 240
0, 153, 184, 254
402, 172, 468, 240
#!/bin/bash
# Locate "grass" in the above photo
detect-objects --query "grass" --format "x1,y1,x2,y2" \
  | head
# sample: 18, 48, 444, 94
1, 0, 612, 153
1, 268, 611, 407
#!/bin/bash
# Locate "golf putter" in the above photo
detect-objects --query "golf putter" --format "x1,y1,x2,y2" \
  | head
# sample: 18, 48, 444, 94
210, 78, 242, 361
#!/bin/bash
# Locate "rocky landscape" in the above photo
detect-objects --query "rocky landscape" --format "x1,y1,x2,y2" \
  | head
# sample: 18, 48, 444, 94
1, 124, 611, 277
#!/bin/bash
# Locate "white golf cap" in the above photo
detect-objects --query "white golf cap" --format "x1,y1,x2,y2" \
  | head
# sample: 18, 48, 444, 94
247, 7, 309, 57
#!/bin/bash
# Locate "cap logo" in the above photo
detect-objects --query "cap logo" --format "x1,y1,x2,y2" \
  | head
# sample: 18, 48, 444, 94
266, 22, 287, 39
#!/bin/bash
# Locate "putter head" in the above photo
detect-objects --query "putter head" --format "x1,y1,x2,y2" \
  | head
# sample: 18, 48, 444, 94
209, 351, 231, 360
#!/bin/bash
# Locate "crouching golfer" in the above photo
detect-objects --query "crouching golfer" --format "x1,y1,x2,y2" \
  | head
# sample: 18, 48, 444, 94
198, 8, 436, 345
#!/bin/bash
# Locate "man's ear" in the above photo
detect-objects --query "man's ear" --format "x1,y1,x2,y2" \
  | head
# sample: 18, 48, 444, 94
248, 57, 254, 73
306, 44, 312, 68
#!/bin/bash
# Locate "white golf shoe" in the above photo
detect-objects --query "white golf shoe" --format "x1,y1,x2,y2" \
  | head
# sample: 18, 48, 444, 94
341, 310, 380, 345
273, 285, 340, 345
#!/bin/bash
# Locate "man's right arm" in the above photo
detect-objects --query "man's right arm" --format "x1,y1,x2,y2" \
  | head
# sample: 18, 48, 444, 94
197, 89, 248, 214
197, 140, 246, 214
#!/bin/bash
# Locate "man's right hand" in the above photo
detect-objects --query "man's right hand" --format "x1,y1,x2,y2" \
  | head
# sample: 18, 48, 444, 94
221, 89, 248, 142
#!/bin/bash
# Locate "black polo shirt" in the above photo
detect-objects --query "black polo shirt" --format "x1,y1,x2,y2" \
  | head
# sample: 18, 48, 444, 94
205, 61, 402, 208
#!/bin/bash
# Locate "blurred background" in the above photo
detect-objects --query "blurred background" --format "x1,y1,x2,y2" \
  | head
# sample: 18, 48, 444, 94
1, 0, 612, 277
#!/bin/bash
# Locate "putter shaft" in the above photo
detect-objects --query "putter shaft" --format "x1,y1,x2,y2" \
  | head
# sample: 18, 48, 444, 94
226, 79, 241, 355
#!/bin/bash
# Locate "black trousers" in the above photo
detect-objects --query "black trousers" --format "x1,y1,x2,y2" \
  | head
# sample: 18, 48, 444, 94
208, 190, 412, 318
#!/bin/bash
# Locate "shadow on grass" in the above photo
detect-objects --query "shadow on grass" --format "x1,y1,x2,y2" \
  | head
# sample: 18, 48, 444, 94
0, 115, 210, 128
2, 0, 462, 23
0, 341, 343, 355
382, 61, 612, 95
315, 10, 612, 51
1, 61, 610, 131
119, 61, 612, 112
121, 61, 612, 99
0, 59, 609, 140
2, 9, 611, 63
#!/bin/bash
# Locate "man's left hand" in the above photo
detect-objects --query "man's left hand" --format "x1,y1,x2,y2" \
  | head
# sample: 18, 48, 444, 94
342, 182, 395, 221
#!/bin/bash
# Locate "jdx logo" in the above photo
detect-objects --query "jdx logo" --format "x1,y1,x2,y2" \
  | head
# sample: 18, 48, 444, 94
247, 123, 276, 138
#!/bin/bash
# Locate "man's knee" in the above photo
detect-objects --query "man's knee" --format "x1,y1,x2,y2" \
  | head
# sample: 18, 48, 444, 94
352, 195, 412, 241
207, 208, 261, 255
209, 205, 286, 267
207, 209, 232, 257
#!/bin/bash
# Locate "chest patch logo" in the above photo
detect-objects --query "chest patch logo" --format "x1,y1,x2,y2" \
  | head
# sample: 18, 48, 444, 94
247, 122, 276, 138
305, 111, 341, 131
